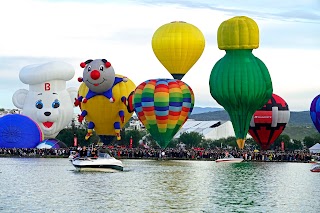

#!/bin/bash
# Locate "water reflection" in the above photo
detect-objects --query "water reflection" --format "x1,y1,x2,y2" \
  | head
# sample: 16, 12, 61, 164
144, 160, 214, 212
0, 158, 319, 212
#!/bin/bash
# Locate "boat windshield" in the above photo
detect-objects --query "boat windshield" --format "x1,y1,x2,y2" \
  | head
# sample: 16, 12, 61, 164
98, 153, 113, 159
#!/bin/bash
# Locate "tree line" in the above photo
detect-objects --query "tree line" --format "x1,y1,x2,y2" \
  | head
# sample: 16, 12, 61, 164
2, 108, 316, 150
57, 126, 320, 150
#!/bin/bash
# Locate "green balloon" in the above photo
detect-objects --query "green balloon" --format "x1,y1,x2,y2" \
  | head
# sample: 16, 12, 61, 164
209, 49, 273, 140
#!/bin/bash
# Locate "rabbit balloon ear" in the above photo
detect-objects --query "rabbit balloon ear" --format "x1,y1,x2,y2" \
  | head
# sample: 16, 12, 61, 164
12, 89, 28, 109
67, 87, 78, 108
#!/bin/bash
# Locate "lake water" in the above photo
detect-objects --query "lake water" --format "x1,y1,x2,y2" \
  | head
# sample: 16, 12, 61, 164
0, 158, 319, 213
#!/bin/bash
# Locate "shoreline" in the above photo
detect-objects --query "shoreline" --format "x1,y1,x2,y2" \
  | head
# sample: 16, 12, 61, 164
0, 155, 317, 163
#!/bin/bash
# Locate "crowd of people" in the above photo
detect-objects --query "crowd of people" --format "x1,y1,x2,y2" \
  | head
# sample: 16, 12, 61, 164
0, 147, 70, 157
106, 147, 319, 162
72, 146, 99, 158
1, 146, 319, 163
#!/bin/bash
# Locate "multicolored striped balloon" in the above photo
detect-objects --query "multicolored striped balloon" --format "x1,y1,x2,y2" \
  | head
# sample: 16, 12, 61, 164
133, 79, 194, 148
37, 138, 67, 149
310, 94, 320, 133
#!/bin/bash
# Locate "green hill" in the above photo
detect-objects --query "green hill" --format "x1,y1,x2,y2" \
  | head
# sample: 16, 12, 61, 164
283, 125, 318, 141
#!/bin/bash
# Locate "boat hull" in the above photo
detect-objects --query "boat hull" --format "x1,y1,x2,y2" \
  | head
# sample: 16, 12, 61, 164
215, 158, 244, 163
310, 164, 320, 172
72, 158, 123, 172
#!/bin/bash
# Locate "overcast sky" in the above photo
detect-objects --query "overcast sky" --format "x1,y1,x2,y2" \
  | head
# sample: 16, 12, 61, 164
1, 0, 320, 111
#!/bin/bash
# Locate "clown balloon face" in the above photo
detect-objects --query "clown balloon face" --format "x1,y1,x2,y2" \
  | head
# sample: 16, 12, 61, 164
81, 59, 116, 93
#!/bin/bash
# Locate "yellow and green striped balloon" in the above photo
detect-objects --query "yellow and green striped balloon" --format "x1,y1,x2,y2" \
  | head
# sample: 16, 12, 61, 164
133, 79, 194, 148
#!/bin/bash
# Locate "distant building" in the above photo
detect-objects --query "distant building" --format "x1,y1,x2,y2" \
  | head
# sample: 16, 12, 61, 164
125, 117, 251, 140
174, 119, 251, 140
0, 108, 21, 117
126, 115, 145, 130
65, 113, 86, 129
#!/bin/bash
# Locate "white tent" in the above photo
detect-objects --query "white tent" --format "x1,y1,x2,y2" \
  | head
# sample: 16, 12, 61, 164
174, 119, 252, 141
309, 143, 320, 153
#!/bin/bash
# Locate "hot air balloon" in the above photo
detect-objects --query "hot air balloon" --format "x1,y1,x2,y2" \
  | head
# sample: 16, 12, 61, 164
310, 94, 320, 133
12, 61, 77, 139
76, 73, 136, 144
0, 114, 44, 148
152, 21, 205, 80
248, 94, 290, 150
37, 138, 67, 149
209, 16, 273, 149
133, 79, 194, 148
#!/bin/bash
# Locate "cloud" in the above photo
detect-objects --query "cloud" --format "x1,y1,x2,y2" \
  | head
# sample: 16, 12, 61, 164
1, 0, 320, 112
1, 0, 318, 59
134, 0, 320, 23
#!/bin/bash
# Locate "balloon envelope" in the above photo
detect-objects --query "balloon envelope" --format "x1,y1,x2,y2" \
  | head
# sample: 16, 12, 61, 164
209, 50, 273, 148
249, 94, 290, 150
133, 79, 194, 148
152, 21, 205, 80
310, 94, 320, 133
0, 114, 44, 148
210, 16, 273, 149
37, 138, 67, 149
77, 75, 136, 136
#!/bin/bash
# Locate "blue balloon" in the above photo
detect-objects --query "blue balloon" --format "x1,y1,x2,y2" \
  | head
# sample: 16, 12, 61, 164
0, 114, 43, 148
310, 94, 320, 133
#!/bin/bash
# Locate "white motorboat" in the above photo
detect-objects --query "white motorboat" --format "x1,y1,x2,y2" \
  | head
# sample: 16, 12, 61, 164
215, 154, 244, 163
71, 152, 124, 172
310, 163, 320, 172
